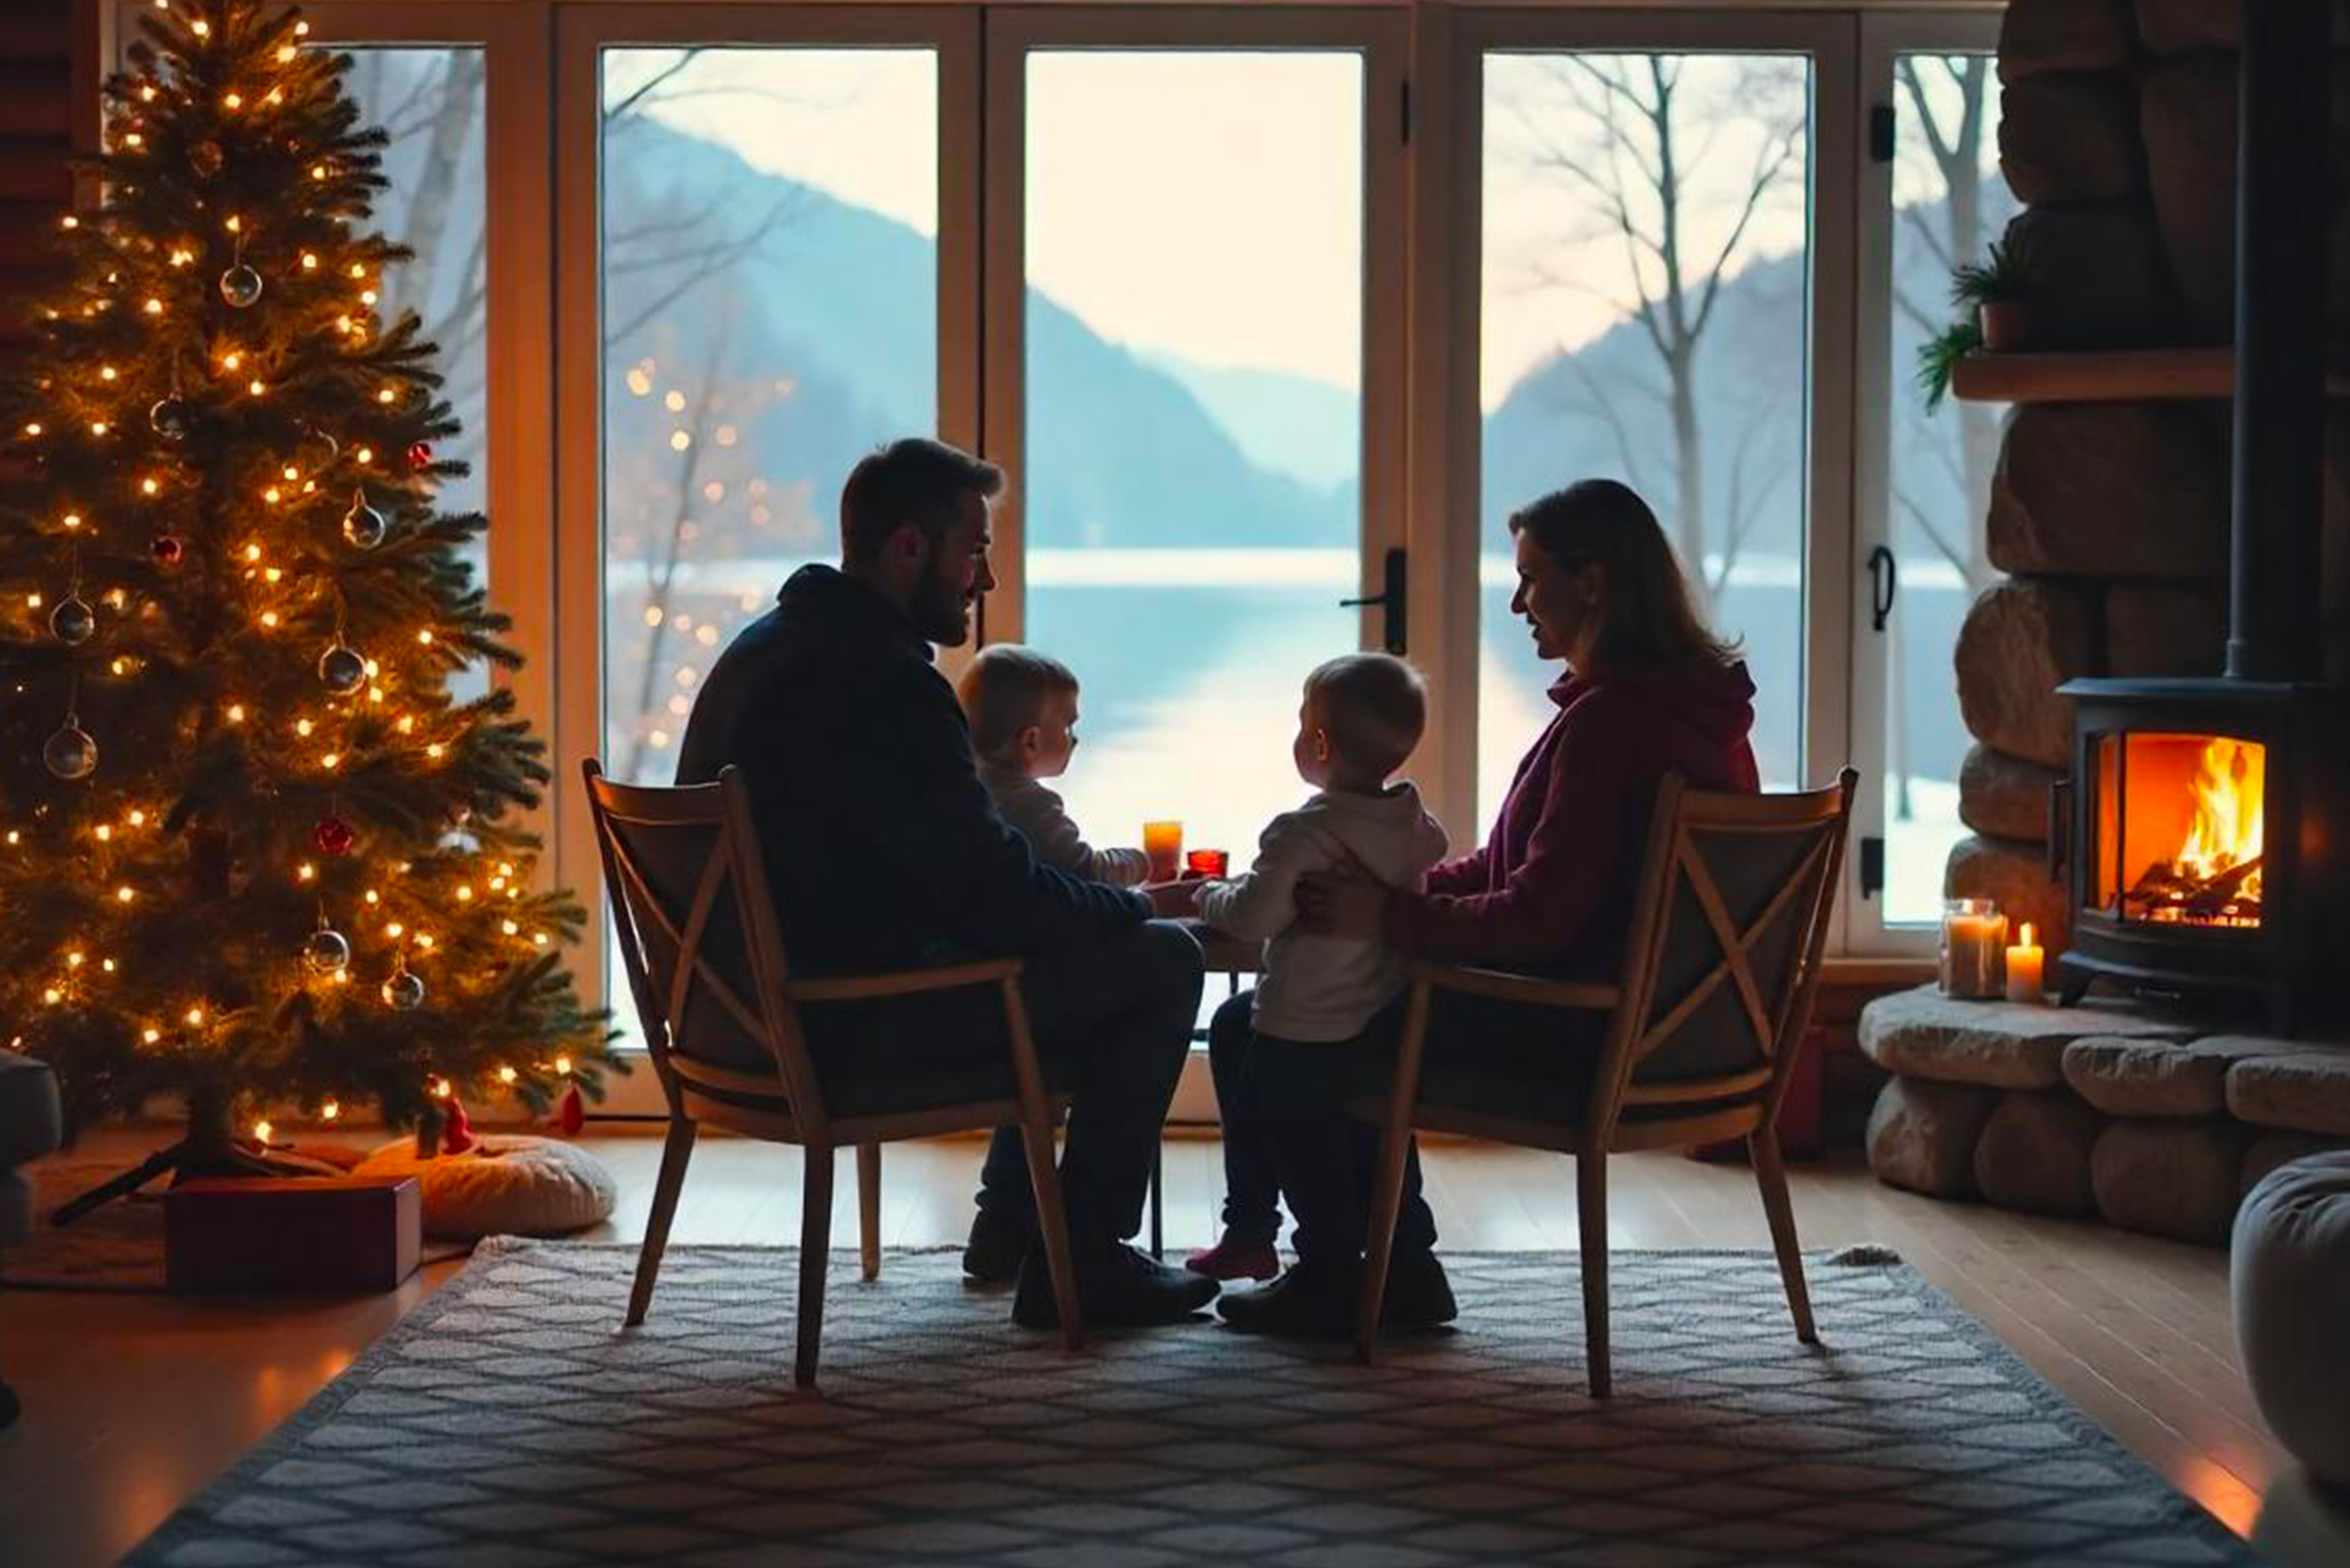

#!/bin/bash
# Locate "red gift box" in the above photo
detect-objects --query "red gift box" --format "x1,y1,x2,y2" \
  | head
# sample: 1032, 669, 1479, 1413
164, 1175, 422, 1293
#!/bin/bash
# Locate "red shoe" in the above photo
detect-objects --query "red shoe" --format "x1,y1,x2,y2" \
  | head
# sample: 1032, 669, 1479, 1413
1184, 1234, 1280, 1281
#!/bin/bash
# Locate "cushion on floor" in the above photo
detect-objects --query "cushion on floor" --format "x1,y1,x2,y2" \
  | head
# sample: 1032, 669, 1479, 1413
2233, 1150, 2350, 1485
353, 1134, 616, 1241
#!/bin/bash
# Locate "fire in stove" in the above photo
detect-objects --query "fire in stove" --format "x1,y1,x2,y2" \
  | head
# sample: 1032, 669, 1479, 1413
2123, 736, 2265, 928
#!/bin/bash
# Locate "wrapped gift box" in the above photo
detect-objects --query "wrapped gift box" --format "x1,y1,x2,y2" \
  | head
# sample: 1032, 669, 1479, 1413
164, 1175, 422, 1293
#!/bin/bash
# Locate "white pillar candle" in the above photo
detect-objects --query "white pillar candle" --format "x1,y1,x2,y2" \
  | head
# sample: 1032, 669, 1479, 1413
2005, 922, 2045, 1004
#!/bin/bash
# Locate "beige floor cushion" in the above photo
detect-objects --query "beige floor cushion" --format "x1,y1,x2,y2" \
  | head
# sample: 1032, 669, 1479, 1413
355, 1134, 616, 1241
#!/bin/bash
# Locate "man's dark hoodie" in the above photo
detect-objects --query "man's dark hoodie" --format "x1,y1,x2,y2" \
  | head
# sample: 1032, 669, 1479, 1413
675, 565, 1146, 976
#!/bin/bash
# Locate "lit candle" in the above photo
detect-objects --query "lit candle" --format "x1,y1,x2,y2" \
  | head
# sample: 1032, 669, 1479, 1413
1142, 820, 1183, 882
1939, 898, 2006, 999
2005, 922, 2045, 1004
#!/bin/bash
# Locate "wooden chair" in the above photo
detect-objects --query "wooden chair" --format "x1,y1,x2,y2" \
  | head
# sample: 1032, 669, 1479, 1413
1354, 768, 1858, 1394
583, 760, 1084, 1386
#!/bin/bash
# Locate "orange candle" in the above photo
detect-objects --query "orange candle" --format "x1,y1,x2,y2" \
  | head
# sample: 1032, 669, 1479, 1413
1142, 819, 1183, 882
2005, 922, 2045, 1004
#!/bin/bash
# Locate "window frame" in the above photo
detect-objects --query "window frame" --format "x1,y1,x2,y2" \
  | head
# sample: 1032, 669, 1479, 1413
1847, 7, 2005, 955
1438, 7, 1863, 948
977, 5, 1417, 805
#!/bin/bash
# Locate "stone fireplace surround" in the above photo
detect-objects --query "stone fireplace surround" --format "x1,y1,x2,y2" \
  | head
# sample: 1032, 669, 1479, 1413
1942, 0, 2350, 952
1861, 0, 2350, 1243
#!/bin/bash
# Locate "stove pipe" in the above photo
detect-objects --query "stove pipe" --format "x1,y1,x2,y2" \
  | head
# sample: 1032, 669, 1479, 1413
2226, 0, 2333, 683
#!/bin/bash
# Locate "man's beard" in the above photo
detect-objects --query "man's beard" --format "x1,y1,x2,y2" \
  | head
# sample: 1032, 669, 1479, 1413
911, 557, 974, 645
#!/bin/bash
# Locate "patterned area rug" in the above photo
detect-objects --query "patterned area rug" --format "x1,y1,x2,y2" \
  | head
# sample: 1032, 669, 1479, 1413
126, 1242, 2260, 1568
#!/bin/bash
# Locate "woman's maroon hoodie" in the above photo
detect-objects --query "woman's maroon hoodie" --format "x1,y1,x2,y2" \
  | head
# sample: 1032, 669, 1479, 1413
1388, 659, 1759, 971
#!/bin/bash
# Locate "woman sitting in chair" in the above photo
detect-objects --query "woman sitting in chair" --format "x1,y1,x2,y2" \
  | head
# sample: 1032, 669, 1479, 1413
1213, 477, 1759, 1337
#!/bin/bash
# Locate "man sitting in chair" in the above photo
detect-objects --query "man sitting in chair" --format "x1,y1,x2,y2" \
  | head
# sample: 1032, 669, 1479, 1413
676, 437, 1215, 1329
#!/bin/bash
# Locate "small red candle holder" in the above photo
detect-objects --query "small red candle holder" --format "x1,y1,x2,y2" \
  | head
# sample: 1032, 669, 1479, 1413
1185, 848, 1229, 879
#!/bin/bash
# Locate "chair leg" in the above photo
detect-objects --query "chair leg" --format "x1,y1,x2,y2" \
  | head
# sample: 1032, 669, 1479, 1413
1002, 978, 1083, 1350
857, 1143, 882, 1283
795, 1144, 836, 1390
1355, 1120, 1414, 1365
1749, 1124, 1818, 1344
1017, 1106, 1084, 1352
625, 1116, 697, 1328
1576, 1152, 1611, 1399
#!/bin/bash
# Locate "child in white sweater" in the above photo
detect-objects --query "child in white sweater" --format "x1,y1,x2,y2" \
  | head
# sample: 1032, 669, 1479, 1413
1186, 653, 1448, 1281
957, 645, 1152, 886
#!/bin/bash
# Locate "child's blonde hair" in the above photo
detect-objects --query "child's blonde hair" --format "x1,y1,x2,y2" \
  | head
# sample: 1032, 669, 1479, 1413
957, 644, 1078, 762
1305, 653, 1426, 777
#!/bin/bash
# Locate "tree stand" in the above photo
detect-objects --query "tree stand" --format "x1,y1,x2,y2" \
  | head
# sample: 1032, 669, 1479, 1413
48, 1085, 340, 1227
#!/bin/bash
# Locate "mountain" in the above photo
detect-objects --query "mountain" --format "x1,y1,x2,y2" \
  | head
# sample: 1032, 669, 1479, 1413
599, 120, 1353, 552
1138, 351, 1361, 494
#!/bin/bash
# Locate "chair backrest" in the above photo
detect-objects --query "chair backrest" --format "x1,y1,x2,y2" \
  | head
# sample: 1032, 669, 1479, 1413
581, 760, 830, 1143
1588, 767, 1858, 1142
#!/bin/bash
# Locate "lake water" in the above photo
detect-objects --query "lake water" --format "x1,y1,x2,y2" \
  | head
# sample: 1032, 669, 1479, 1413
602, 546, 1966, 1042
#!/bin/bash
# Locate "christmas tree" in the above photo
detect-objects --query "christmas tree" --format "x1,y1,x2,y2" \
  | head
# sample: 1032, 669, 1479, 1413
0, 0, 615, 1202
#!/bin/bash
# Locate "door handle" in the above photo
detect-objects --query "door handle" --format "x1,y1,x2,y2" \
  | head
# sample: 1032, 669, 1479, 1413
1867, 545, 1898, 633
1340, 546, 1408, 656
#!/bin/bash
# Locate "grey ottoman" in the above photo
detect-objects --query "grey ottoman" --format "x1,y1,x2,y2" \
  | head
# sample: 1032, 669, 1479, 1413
2234, 1151, 2350, 1487
0, 1050, 64, 1429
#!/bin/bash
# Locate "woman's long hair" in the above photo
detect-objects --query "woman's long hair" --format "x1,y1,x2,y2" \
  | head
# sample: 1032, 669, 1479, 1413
1508, 478, 1742, 671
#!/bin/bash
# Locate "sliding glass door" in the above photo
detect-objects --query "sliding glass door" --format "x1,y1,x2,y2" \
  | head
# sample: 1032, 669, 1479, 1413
556, 8, 978, 1069
987, 11, 1409, 859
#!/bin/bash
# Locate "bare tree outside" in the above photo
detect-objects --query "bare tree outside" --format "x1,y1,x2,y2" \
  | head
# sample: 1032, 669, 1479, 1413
1493, 54, 1808, 607
1891, 55, 2004, 595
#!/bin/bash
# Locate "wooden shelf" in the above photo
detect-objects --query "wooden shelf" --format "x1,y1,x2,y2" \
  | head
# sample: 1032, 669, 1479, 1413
1951, 347, 2350, 404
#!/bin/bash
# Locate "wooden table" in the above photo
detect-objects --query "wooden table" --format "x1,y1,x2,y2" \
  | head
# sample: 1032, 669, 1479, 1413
1144, 922, 1259, 1258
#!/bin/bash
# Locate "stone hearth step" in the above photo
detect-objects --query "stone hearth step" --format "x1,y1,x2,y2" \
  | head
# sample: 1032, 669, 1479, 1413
2225, 1045, 2350, 1139
1857, 985, 2194, 1090
2061, 1034, 2290, 1119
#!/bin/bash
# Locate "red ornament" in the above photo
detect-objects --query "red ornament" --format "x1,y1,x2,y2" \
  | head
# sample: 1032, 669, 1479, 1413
151, 534, 184, 565
314, 815, 356, 856
405, 441, 433, 471
440, 1095, 477, 1156
554, 1081, 584, 1137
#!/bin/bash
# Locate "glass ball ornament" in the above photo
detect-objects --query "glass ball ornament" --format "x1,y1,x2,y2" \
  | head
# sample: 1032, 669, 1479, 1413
341, 491, 387, 549
219, 264, 264, 309
382, 967, 426, 1011
150, 534, 184, 565
318, 642, 367, 696
306, 426, 341, 465
314, 815, 355, 856
406, 441, 434, 472
188, 140, 224, 177
42, 721, 97, 781
303, 925, 352, 977
49, 594, 95, 646
148, 396, 191, 442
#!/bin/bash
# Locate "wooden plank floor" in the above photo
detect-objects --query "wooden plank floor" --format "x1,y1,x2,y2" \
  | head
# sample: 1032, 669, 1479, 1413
0, 1125, 2310, 1568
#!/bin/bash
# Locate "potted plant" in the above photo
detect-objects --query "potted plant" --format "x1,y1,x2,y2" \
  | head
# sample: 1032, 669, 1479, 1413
1950, 236, 2036, 352
1916, 318, 1984, 413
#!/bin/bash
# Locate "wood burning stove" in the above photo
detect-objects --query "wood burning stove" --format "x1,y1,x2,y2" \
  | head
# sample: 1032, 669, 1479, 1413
2055, 1, 2347, 1031
2056, 679, 2350, 1029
